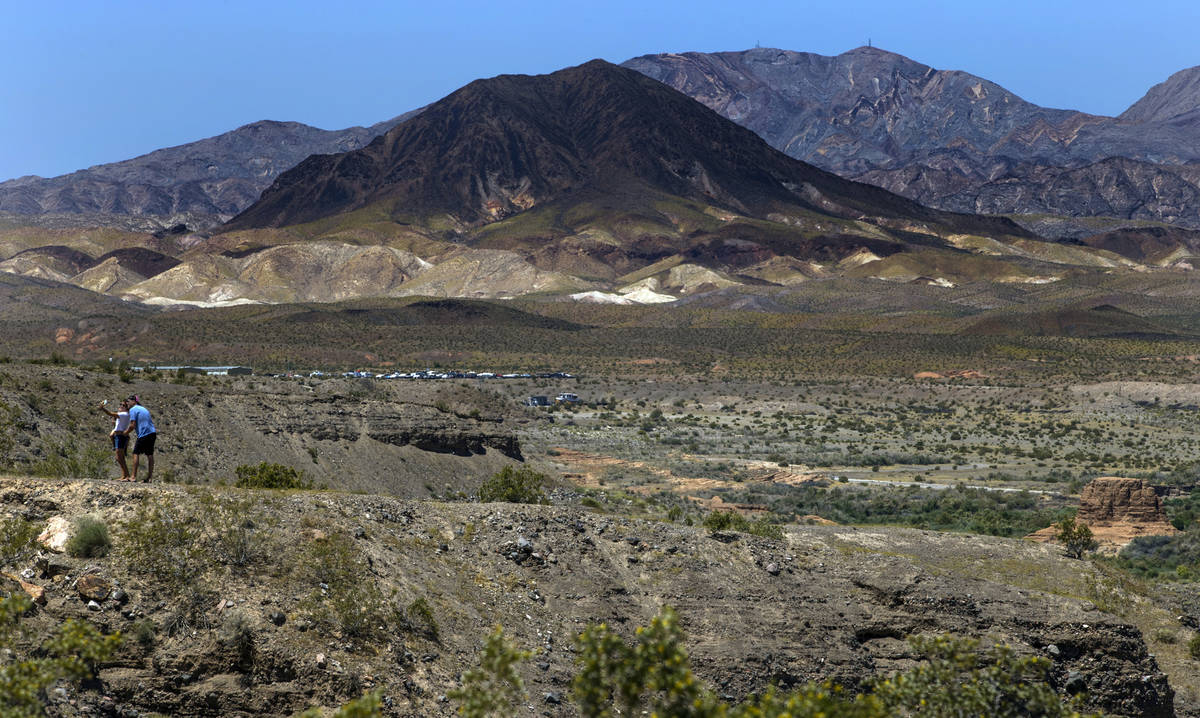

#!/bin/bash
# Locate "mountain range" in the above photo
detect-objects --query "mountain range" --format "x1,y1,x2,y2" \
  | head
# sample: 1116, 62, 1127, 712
624, 47, 1200, 234
1, 52, 1198, 310
0, 114, 411, 230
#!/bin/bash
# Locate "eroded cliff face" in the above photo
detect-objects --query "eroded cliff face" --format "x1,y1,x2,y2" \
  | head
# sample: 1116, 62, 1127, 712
1079, 477, 1172, 524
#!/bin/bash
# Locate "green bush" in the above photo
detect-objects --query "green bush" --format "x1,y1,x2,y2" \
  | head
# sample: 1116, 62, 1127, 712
66, 516, 111, 558
234, 462, 312, 490
405, 596, 439, 641
197, 493, 271, 569
0, 593, 122, 717
450, 626, 531, 718
298, 691, 383, 718
701, 510, 785, 540
0, 517, 41, 568
1056, 516, 1098, 559
1190, 634, 1200, 660
478, 465, 548, 504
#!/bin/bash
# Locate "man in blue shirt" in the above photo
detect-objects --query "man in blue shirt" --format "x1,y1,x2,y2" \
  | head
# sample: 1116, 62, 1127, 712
123, 395, 158, 483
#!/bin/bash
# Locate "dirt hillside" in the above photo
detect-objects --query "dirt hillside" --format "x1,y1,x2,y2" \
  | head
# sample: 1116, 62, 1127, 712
0, 476, 1178, 717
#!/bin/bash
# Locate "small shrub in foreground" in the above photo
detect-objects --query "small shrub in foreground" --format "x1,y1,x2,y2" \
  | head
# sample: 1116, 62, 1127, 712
66, 516, 111, 558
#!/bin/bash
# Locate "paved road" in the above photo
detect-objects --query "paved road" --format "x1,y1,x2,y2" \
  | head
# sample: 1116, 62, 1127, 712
836, 476, 1061, 496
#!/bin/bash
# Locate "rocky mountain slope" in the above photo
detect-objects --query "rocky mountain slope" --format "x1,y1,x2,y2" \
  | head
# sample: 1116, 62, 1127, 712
224, 59, 1022, 239
1120, 66, 1200, 125
0, 115, 411, 231
1, 58, 1194, 307
623, 47, 1200, 232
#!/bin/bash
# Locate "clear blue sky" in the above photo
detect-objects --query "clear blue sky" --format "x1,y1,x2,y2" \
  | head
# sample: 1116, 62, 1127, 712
2, 0, 1197, 181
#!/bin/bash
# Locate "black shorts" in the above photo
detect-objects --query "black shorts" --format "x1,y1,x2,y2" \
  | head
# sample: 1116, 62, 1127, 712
132, 433, 157, 456
112, 434, 129, 451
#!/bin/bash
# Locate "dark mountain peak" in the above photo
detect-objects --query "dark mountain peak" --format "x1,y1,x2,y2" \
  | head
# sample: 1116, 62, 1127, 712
224, 57, 1025, 249
1120, 65, 1200, 124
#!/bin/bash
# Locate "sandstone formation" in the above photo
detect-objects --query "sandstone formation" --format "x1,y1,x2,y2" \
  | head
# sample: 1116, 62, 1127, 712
1030, 477, 1179, 550
1079, 477, 1173, 525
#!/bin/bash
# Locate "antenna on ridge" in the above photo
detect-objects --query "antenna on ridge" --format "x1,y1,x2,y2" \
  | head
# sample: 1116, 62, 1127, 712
868, 37, 872, 48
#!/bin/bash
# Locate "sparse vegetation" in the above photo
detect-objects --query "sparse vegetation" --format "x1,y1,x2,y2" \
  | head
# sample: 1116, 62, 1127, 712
701, 510, 784, 540
303, 532, 395, 640
450, 626, 531, 717
0, 593, 122, 718
0, 517, 40, 568
452, 606, 1097, 717
234, 462, 313, 490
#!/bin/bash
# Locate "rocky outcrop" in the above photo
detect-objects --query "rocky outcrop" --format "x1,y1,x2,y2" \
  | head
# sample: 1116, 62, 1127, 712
1031, 477, 1179, 550
1079, 477, 1172, 524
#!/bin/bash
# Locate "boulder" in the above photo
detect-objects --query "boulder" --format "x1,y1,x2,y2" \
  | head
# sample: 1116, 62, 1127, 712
2, 572, 46, 605
36, 516, 72, 553
76, 575, 112, 602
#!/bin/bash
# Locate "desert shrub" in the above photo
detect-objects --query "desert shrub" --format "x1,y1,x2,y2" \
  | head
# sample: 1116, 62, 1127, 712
119, 498, 207, 590
131, 619, 156, 649
197, 493, 271, 569
478, 465, 548, 504
30, 440, 109, 480
0, 517, 41, 568
161, 588, 216, 637
701, 510, 784, 540
296, 691, 383, 718
0, 593, 122, 717
404, 596, 439, 641
1056, 517, 1098, 559
219, 610, 256, 673
303, 533, 393, 640
450, 625, 531, 718
234, 462, 312, 490
1190, 634, 1200, 660
66, 516, 111, 558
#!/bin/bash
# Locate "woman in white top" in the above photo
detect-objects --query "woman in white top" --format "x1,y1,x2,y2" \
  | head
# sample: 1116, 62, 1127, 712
98, 398, 132, 481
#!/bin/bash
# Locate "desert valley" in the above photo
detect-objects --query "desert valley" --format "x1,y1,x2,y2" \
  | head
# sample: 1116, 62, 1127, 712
1, 24, 1199, 718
